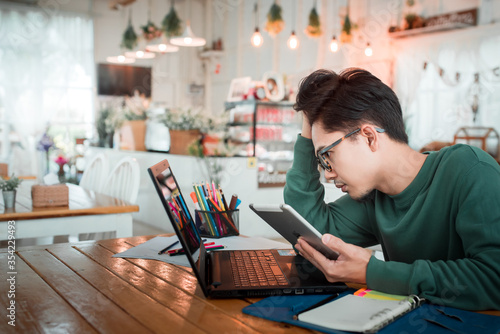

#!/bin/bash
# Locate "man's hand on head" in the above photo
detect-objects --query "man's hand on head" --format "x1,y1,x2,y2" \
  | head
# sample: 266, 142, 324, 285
294, 234, 372, 284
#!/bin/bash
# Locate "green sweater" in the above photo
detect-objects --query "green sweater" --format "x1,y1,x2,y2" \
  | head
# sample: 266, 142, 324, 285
284, 135, 500, 310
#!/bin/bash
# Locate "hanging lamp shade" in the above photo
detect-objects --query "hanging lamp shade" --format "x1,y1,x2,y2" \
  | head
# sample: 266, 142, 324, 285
124, 49, 156, 59
146, 36, 179, 53
124, 37, 156, 58
170, 21, 206, 47
106, 55, 136, 64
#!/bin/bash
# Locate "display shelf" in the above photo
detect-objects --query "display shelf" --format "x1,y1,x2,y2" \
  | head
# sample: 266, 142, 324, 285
225, 100, 301, 187
199, 50, 224, 60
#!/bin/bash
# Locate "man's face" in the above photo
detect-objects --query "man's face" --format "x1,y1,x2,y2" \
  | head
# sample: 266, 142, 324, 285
311, 123, 378, 201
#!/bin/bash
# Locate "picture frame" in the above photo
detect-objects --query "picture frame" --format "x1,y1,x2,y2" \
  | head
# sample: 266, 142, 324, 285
227, 76, 252, 102
262, 71, 285, 102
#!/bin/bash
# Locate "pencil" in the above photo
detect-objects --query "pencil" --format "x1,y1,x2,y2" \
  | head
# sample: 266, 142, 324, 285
158, 240, 179, 255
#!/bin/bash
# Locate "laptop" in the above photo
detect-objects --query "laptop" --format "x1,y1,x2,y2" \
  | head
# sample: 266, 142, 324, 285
148, 159, 347, 298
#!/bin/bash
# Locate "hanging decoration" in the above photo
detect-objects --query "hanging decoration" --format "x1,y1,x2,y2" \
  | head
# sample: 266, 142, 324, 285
422, 61, 461, 87
162, 1, 182, 37
141, 20, 163, 41
251, 2, 263, 47
468, 73, 481, 123
305, 1, 322, 38
340, 1, 356, 43
121, 14, 138, 50
422, 61, 500, 123
264, 1, 284, 37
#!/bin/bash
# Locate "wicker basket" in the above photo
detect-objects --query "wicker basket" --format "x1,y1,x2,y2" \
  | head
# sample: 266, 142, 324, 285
31, 184, 69, 208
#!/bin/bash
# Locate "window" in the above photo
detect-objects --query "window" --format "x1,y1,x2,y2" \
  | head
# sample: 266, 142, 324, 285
0, 4, 94, 175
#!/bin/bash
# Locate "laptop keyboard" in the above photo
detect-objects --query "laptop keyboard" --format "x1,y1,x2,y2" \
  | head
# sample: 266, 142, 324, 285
230, 250, 289, 287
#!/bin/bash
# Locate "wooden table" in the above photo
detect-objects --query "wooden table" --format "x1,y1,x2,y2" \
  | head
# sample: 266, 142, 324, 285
0, 183, 139, 241
1, 235, 498, 333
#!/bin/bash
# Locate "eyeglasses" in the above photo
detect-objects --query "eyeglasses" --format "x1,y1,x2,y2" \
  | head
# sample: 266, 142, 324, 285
316, 127, 386, 172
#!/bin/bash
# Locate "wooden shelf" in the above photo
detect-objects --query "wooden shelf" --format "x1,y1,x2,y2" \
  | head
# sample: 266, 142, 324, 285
388, 22, 474, 39
199, 50, 224, 60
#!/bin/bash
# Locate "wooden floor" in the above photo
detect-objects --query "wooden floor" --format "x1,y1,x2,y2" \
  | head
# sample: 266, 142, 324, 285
0, 235, 316, 334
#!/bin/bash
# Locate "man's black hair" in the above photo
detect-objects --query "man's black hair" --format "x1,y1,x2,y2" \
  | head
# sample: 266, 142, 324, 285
294, 68, 408, 144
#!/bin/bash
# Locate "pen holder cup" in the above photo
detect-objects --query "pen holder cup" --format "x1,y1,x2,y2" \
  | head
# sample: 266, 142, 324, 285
195, 209, 239, 238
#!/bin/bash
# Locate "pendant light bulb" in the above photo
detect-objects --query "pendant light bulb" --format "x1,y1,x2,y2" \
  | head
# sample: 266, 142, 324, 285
364, 42, 373, 57
329, 35, 339, 53
251, 27, 263, 47
106, 55, 135, 64
287, 31, 299, 50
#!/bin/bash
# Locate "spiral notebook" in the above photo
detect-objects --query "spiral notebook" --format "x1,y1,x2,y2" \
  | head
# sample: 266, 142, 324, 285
297, 293, 421, 333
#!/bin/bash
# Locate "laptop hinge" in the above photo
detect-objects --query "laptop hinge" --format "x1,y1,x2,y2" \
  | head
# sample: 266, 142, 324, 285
208, 252, 222, 288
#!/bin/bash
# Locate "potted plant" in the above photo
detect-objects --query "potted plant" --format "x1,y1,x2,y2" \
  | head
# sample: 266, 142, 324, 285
161, 108, 204, 155
0, 174, 23, 209
119, 93, 149, 151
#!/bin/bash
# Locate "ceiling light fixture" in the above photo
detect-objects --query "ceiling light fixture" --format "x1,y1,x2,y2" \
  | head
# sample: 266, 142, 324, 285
251, 2, 263, 47
287, 2, 299, 50
364, 42, 373, 56
287, 31, 299, 49
170, 20, 206, 47
146, 36, 179, 53
124, 49, 156, 59
106, 55, 136, 64
329, 35, 339, 52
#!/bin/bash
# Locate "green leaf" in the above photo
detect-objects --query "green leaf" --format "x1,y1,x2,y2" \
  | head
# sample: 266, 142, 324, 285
121, 22, 138, 50
267, 3, 283, 22
0, 174, 23, 191
342, 14, 352, 35
308, 7, 320, 28
162, 6, 182, 37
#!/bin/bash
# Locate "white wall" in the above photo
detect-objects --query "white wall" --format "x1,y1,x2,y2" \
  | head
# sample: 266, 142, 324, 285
51, 0, 500, 118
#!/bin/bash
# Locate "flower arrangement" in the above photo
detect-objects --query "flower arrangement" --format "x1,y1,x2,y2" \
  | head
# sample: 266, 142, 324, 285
162, 108, 204, 131
124, 90, 149, 121
141, 20, 163, 41
161, 107, 229, 133
37, 132, 55, 152
54, 155, 69, 168
264, 2, 284, 37
0, 174, 23, 192
305, 6, 322, 38
37, 131, 55, 174
162, 5, 182, 37
96, 108, 122, 147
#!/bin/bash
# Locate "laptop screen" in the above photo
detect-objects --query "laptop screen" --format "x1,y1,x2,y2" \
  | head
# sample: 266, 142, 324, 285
149, 160, 202, 255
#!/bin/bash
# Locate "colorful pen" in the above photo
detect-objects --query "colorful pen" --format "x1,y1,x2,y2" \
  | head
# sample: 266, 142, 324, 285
158, 240, 179, 255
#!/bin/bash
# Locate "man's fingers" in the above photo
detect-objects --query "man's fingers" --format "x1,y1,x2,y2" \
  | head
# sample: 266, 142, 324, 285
322, 234, 345, 255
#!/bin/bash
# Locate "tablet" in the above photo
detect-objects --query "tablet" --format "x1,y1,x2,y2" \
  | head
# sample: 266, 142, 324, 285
249, 203, 339, 260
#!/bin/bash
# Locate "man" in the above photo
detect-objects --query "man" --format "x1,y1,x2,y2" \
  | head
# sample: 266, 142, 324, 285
284, 68, 500, 311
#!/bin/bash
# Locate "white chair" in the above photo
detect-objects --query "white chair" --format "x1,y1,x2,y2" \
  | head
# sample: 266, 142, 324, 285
102, 156, 140, 203
81, 156, 140, 242
79, 153, 109, 193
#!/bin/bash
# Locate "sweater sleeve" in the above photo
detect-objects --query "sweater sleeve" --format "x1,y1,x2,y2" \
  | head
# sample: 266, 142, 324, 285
367, 160, 500, 311
284, 135, 378, 247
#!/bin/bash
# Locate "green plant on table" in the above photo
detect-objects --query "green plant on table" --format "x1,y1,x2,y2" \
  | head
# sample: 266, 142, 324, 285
0, 174, 23, 191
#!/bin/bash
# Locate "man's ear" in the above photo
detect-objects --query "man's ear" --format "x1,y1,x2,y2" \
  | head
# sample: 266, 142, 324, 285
360, 125, 379, 152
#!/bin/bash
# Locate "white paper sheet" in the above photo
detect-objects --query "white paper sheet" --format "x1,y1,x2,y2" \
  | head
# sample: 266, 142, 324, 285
113, 235, 292, 268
